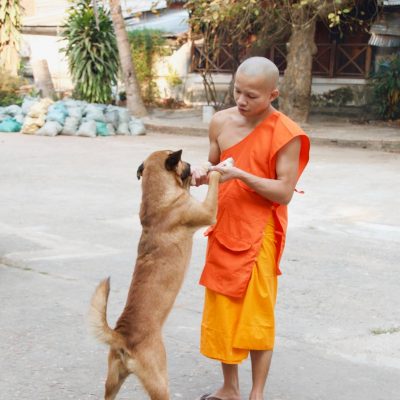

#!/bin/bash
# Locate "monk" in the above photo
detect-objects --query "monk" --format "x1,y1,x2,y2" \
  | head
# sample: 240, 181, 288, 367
191, 57, 310, 400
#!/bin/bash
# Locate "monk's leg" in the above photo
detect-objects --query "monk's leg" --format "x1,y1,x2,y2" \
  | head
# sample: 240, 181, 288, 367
210, 362, 241, 400
249, 350, 273, 400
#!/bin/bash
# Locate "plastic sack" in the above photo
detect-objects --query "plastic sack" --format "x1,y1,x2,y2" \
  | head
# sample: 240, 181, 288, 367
5, 105, 22, 116
85, 104, 106, 122
21, 115, 45, 134
76, 120, 97, 137
36, 121, 63, 137
118, 108, 130, 123
28, 98, 53, 118
21, 97, 39, 115
96, 121, 110, 136
14, 113, 24, 124
49, 102, 69, 117
67, 107, 83, 120
47, 109, 66, 125
128, 118, 146, 136
0, 117, 22, 132
105, 109, 119, 128
117, 122, 130, 135
61, 117, 80, 136
106, 123, 116, 136
64, 99, 86, 108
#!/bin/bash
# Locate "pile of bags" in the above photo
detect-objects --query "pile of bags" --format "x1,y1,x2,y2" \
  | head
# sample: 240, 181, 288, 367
0, 97, 146, 137
0, 105, 24, 132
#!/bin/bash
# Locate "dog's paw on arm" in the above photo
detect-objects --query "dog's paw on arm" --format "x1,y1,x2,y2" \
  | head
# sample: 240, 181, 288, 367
190, 162, 213, 186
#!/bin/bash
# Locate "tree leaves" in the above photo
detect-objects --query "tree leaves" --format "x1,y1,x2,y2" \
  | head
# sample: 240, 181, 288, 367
60, 0, 119, 103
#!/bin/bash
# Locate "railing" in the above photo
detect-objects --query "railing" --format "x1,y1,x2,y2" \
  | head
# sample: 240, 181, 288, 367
191, 42, 372, 78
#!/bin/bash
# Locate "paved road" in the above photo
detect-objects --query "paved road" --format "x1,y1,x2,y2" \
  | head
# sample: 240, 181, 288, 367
0, 133, 399, 400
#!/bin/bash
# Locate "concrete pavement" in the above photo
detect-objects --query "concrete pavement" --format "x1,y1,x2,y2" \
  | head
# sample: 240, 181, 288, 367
0, 132, 399, 399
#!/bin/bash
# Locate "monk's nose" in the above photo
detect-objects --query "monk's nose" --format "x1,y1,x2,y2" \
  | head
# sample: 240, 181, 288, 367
237, 94, 247, 106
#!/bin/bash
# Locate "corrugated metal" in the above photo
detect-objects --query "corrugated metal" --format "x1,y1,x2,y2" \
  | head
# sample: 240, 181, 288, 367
369, 33, 400, 47
382, 0, 400, 6
22, 0, 168, 28
369, 11, 400, 44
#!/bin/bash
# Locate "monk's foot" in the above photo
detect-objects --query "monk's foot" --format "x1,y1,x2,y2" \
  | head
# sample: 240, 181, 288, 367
203, 387, 241, 400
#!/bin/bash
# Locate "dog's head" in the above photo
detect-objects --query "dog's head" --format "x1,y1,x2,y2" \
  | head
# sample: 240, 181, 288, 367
137, 150, 191, 187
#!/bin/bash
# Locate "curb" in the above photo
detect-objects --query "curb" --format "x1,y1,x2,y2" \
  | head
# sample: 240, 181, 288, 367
144, 121, 208, 137
144, 121, 400, 153
310, 137, 400, 153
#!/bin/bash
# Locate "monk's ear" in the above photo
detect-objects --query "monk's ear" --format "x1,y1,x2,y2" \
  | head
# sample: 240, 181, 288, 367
270, 88, 279, 102
165, 150, 182, 171
137, 162, 144, 180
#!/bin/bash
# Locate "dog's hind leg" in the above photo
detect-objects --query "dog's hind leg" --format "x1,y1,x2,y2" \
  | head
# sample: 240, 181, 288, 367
135, 337, 169, 400
104, 348, 129, 400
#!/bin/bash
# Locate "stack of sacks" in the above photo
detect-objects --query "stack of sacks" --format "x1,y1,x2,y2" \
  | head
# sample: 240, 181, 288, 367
80, 103, 110, 137
21, 97, 40, 116
0, 105, 24, 132
37, 102, 69, 136
2, 97, 146, 137
62, 99, 84, 136
21, 98, 53, 134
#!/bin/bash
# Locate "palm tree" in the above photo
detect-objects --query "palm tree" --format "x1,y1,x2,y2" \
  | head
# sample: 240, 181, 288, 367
108, 0, 147, 117
0, 0, 22, 76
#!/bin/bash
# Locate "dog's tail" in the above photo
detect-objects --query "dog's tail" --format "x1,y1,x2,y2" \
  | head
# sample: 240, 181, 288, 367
88, 277, 125, 349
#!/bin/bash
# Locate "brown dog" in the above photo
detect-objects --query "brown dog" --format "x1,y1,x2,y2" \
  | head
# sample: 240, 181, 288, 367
89, 150, 220, 400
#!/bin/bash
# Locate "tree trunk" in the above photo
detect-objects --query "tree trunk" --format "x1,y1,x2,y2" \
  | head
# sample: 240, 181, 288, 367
32, 59, 56, 98
280, 17, 317, 123
109, 0, 147, 117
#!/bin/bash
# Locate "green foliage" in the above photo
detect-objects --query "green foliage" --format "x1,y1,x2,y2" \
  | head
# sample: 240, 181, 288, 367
311, 87, 354, 107
0, 68, 25, 106
128, 29, 167, 104
0, 0, 21, 52
166, 65, 182, 87
60, 0, 119, 104
0, 0, 22, 75
370, 55, 400, 120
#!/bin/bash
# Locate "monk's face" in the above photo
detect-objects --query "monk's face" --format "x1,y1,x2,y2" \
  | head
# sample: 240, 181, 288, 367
233, 72, 279, 118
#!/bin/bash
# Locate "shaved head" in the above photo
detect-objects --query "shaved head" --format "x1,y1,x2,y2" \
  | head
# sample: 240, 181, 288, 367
236, 57, 279, 91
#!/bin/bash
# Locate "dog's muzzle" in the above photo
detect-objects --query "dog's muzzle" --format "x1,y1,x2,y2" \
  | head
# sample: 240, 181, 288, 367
181, 163, 191, 181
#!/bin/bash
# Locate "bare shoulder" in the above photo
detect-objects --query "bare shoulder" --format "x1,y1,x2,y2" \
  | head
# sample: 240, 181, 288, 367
209, 107, 237, 139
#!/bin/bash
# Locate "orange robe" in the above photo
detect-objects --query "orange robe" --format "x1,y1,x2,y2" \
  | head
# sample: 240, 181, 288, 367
199, 111, 310, 362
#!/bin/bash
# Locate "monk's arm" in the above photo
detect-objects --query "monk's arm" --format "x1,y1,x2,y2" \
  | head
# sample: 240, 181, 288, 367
211, 137, 301, 205
208, 113, 222, 164
191, 113, 222, 186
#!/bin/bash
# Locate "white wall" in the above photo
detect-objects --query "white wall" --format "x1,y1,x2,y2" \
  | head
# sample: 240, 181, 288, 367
22, 33, 73, 92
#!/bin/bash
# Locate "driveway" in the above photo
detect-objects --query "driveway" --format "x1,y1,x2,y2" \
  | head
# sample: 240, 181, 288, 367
0, 133, 399, 399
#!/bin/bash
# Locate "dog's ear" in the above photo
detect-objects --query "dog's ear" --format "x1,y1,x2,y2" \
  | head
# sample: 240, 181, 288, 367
165, 150, 182, 171
137, 162, 144, 180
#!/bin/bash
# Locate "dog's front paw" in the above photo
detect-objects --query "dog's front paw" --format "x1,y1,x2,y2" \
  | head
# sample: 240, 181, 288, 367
209, 170, 222, 182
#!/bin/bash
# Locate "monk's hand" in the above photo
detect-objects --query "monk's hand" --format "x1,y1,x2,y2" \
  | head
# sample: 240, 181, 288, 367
190, 162, 212, 186
209, 158, 238, 183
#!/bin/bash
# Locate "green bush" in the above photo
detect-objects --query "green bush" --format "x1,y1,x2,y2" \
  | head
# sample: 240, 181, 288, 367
0, 69, 25, 106
370, 55, 400, 120
128, 29, 167, 104
60, 0, 119, 104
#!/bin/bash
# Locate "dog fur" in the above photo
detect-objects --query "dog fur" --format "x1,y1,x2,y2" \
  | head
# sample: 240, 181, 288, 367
89, 150, 220, 399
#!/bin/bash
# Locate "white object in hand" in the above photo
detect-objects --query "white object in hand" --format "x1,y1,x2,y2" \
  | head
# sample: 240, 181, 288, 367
220, 157, 234, 168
